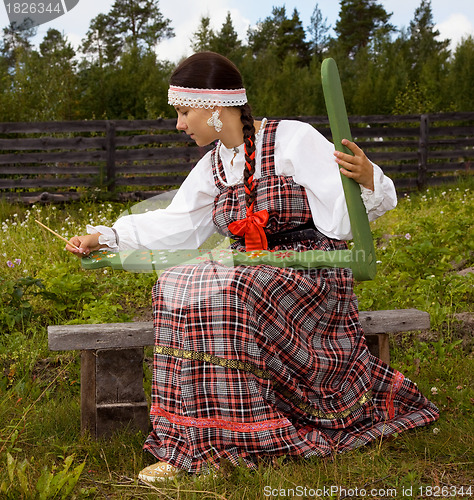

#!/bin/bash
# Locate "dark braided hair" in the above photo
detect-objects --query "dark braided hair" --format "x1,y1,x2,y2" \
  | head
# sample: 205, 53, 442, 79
170, 52, 257, 210
240, 104, 257, 209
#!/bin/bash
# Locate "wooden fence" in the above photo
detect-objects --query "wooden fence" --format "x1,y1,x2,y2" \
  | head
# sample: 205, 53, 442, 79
0, 112, 472, 203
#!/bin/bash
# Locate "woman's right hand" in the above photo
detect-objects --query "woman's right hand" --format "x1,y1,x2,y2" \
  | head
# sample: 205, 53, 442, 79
66, 233, 103, 257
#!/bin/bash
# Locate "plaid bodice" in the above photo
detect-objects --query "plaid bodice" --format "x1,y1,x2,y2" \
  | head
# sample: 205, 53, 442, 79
212, 120, 314, 248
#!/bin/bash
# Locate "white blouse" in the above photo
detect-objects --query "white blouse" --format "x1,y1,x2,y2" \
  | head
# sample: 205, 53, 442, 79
88, 120, 397, 251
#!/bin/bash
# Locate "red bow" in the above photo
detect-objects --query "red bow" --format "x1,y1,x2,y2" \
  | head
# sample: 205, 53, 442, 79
228, 208, 269, 251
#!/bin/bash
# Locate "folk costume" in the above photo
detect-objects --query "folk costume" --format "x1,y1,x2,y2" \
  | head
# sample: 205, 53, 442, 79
89, 90, 438, 475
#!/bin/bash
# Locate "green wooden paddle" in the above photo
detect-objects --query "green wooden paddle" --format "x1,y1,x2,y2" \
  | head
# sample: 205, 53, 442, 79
82, 58, 376, 280
321, 57, 377, 280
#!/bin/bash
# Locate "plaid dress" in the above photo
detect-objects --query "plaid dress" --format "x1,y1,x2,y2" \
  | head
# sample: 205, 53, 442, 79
144, 120, 438, 472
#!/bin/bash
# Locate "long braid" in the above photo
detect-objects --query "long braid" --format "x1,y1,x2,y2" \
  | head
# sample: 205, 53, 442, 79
240, 104, 257, 210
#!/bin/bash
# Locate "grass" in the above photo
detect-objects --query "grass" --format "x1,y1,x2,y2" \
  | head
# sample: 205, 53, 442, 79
0, 178, 473, 498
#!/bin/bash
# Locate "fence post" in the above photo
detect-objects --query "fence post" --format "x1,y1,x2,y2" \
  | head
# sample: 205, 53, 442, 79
418, 114, 429, 189
105, 121, 116, 192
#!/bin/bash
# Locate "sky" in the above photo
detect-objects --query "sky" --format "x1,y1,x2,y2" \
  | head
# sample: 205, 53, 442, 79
1, 0, 473, 62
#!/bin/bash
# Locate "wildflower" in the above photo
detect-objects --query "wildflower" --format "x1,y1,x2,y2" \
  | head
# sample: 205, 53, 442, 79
7, 260, 14, 267
404, 233, 411, 240
432, 427, 440, 435
456, 385, 463, 390
14, 258, 21, 265
431, 387, 438, 395
376, 260, 382, 264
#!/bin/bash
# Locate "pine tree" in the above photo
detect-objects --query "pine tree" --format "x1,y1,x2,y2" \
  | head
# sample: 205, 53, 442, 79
447, 36, 474, 110
308, 3, 332, 59
247, 7, 309, 65
81, 0, 174, 64
210, 13, 243, 63
190, 16, 215, 52
334, 0, 394, 58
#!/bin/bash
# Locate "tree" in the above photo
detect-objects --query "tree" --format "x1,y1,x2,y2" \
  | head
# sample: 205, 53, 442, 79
0, 20, 37, 69
210, 13, 243, 63
447, 36, 474, 110
190, 13, 243, 65
40, 28, 75, 62
334, 0, 394, 58
247, 7, 309, 65
247, 6, 286, 57
307, 3, 332, 59
407, 0, 450, 75
81, 0, 174, 64
81, 13, 118, 66
405, 0, 450, 110
190, 16, 215, 52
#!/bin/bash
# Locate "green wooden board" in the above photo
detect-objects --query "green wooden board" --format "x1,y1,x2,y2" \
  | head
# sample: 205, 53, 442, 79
321, 57, 377, 280
82, 58, 376, 280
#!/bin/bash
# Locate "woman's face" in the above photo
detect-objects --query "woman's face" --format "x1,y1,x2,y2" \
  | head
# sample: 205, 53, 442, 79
175, 106, 218, 147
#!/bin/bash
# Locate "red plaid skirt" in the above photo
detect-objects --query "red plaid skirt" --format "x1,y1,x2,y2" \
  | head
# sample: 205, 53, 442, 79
143, 121, 438, 472
144, 260, 438, 472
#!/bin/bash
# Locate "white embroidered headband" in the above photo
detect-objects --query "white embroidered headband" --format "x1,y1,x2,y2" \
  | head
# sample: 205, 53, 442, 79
168, 85, 247, 109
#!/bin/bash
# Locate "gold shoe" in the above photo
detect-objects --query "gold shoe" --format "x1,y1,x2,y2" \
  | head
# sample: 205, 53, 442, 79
138, 462, 180, 482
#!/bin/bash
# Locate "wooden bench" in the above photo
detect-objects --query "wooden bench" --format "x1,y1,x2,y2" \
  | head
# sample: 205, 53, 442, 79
47, 308, 429, 438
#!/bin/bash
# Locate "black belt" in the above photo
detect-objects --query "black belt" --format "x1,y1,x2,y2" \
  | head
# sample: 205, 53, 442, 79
266, 221, 319, 247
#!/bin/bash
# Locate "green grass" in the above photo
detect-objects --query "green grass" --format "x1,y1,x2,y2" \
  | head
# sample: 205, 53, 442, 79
0, 179, 473, 498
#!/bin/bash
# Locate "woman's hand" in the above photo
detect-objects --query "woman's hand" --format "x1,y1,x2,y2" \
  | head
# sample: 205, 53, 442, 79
66, 233, 103, 257
334, 139, 374, 191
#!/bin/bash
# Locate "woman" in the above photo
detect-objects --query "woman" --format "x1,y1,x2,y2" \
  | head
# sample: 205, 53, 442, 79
67, 52, 438, 481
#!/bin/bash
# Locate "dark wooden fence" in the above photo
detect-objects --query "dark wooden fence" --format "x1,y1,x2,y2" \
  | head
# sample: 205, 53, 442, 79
0, 112, 472, 203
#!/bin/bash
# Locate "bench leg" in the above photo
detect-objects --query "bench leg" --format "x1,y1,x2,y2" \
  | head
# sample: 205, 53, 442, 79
365, 333, 390, 365
81, 348, 149, 438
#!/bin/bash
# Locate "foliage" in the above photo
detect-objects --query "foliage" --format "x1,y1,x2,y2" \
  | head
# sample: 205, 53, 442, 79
0, 273, 45, 332
307, 3, 332, 59
333, 0, 394, 58
81, 0, 174, 65
191, 13, 244, 65
1, 1, 474, 119
355, 183, 473, 329
1, 453, 87, 499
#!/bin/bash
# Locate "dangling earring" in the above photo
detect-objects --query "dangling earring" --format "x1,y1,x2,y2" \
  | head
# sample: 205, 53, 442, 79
207, 109, 223, 133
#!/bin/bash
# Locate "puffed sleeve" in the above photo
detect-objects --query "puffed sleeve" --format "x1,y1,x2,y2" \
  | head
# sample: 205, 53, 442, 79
89, 151, 219, 250
274, 120, 397, 240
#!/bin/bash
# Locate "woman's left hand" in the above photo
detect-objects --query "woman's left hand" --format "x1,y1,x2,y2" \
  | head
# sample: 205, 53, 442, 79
334, 139, 374, 191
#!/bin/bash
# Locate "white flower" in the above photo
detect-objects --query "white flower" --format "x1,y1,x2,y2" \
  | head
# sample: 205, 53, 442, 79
433, 427, 440, 435
431, 387, 438, 395
405, 233, 411, 240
